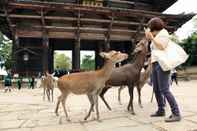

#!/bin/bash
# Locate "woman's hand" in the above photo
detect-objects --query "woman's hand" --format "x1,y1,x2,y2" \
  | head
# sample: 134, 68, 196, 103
145, 31, 154, 41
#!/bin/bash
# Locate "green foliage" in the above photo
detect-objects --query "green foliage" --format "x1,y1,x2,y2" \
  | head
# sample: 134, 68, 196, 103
179, 32, 197, 66
81, 55, 95, 71
54, 53, 71, 70
0, 32, 13, 69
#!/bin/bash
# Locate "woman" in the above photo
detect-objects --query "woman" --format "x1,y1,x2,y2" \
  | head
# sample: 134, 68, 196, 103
145, 17, 181, 122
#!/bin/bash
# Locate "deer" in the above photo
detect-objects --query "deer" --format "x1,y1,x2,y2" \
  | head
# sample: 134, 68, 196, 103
99, 38, 149, 114
54, 50, 128, 121
41, 72, 56, 102
117, 58, 152, 107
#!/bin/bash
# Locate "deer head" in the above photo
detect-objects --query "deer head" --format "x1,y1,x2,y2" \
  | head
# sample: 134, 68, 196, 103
133, 38, 149, 55
99, 50, 128, 64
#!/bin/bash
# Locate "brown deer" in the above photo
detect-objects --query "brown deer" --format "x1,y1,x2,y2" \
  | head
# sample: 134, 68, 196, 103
41, 72, 56, 102
54, 51, 128, 121
118, 58, 152, 107
99, 38, 149, 114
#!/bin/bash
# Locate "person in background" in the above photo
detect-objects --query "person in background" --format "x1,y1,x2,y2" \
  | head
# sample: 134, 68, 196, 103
4, 71, 12, 92
30, 76, 35, 89
38, 72, 42, 78
54, 66, 61, 77
171, 68, 178, 85
16, 76, 22, 90
145, 17, 181, 122
28, 77, 31, 89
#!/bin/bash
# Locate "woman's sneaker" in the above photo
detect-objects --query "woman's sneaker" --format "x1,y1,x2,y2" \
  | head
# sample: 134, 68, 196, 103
150, 111, 165, 117
165, 114, 181, 122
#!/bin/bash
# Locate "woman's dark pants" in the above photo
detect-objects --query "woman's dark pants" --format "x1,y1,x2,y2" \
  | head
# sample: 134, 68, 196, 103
152, 62, 180, 116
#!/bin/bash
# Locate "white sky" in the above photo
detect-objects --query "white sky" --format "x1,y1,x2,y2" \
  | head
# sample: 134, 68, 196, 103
164, 0, 197, 40
56, 0, 197, 58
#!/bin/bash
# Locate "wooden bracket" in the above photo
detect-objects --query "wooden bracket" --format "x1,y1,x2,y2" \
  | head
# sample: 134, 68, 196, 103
132, 17, 145, 44
104, 14, 114, 51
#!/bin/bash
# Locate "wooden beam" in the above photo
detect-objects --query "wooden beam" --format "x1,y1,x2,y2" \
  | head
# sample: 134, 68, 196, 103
40, 8, 49, 73
9, 0, 162, 12
6, 14, 176, 33
80, 33, 105, 40
73, 9, 81, 70
7, 1, 193, 20
16, 30, 43, 37
12, 24, 144, 34
3, 14, 145, 26
107, 0, 135, 5
15, 29, 141, 41
42, 33, 49, 73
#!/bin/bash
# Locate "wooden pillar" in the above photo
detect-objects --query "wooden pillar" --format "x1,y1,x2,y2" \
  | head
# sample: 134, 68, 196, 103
95, 41, 104, 69
12, 33, 18, 74
42, 35, 49, 73
72, 39, 80, 70
104, 39, 110, 52
48, 44, 54, 73
41, 9, 49, 74
104, 15, 113, 51
72, 9, 81, 70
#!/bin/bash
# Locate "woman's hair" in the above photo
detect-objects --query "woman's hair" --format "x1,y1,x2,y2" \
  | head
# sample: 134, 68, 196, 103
147, 17, 165, 32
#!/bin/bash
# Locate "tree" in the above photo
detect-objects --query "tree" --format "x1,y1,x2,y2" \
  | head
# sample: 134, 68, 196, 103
0, 32, 13, 69
81, 55, 95, 70
179, 32, 197, 66
54, 53, 71, 70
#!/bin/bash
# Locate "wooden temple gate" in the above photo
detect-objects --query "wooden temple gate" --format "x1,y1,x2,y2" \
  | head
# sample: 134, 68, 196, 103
0, 0, 193, 76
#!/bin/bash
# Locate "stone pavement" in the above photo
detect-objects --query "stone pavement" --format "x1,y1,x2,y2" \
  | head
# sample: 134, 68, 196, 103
0, 80, 197, 131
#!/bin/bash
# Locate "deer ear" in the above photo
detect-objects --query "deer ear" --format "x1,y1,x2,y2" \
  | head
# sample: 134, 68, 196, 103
99, 52, 105, 58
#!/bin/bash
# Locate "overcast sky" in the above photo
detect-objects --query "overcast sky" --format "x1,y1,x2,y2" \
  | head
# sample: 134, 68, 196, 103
57, 0, 197, 58
164, 0, 197, 40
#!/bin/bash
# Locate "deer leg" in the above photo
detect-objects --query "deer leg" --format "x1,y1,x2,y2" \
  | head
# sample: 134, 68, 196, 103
47, 89, 51, 101
43, 87, 45, 101
118, 86, 125, 105
137, 86, 143, 108
61, 94, 70, 121
49, 90, 51, 102
94, 95, 100, 120
55, 95, 61, 116
51, 88, 54, 102
128, 85, 135, 115
99, 86, 111, 110
46, 88, 50, 101
127, 87, 131, 111
150, 88, 154, 103
49, 89, 51, 102
84, 94, 94, 120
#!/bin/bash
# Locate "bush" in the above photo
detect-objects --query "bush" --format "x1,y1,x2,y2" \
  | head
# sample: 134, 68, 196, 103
179, 32, 197, 66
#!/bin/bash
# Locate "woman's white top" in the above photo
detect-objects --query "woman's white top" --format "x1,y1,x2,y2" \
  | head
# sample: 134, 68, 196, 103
151, 29, 170, 63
